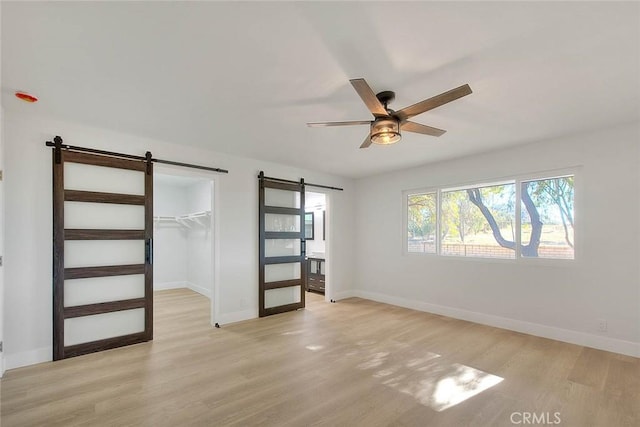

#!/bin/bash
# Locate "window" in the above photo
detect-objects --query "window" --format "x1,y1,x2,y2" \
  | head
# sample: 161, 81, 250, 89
441, 183, 516, 259
407, 193, 436, 253
405, 173, 575, 260
520, 176, 574, 259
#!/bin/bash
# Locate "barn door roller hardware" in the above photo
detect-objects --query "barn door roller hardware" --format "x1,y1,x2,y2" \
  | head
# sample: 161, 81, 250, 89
46, 136, 229, 174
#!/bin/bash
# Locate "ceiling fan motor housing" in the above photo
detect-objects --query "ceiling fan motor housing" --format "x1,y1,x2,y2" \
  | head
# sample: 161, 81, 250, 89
376, 91, 396, 109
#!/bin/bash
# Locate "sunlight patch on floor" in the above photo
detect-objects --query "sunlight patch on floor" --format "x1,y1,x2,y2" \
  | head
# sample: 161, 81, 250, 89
357, 348, 503, 412
427, 363, 503, 411
305, 344, 325, 351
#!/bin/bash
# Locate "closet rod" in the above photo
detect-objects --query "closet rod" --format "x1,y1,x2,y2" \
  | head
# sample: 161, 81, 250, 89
258, 172, 344, 191
45, 136, 229, 174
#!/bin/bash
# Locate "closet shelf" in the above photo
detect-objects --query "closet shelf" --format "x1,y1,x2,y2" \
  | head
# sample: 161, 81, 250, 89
153, 211, 211, 228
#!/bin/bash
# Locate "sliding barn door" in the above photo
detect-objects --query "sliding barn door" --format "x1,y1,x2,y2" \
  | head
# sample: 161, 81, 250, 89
258, 173, 306, 317
52, 147, 153, 360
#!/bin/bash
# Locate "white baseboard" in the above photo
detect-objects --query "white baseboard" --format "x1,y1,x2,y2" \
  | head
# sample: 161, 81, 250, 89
332, 290, 356, 301
155, 281, 211, 299
5, 346, 52, 371
215, 309, 256, 326
154, 281, 187, 291
186, 282, 211, 299
352, 290, 640, 358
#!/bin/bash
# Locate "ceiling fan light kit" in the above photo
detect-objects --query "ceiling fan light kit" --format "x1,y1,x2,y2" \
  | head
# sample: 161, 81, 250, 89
370, 118, 401, 145
307, 78, 472, 149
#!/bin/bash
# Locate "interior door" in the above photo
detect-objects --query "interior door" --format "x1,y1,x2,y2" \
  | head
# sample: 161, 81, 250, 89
52, 146, 153, 360
258, 172, 306, 317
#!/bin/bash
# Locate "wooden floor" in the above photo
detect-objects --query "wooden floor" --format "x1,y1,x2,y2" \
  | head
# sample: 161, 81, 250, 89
1, 289, 638, 427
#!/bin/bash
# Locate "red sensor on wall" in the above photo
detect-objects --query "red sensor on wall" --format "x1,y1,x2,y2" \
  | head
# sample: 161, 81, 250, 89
15, 91, 38, 103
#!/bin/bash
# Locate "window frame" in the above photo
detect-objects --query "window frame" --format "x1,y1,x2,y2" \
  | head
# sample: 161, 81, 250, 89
403, 167, 579, 263
405, 190, 439, 255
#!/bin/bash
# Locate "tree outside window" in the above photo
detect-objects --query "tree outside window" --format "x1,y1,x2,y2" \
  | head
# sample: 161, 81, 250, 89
407, 193, 436, 253
443, 183, 515, 259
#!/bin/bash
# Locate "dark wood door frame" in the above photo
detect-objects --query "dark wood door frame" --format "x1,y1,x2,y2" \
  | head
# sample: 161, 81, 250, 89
52, 142, 154, 360
258, 172, 306, 317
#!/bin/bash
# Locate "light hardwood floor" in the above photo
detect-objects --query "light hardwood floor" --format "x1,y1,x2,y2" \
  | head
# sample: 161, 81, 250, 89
1, 289, 638, 426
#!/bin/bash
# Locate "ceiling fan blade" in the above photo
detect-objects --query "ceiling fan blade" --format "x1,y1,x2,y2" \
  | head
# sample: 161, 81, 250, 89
360, 135, 373, 149
350, 78, 388, 117
401, 121, 446, 137
307, 120, 371, 127
396, 84, 472, 121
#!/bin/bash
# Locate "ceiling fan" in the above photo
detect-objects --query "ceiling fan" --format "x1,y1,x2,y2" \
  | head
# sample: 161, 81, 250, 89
307, 78, 472, 148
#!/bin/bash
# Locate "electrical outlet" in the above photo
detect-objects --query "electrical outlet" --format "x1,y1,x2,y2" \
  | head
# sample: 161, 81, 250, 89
597, 319, 608, 332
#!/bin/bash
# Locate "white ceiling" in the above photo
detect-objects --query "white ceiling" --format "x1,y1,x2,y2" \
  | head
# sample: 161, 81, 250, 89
2, 2, 638, 178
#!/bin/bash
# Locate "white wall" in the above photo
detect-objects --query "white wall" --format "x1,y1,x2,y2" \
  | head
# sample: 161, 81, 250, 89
153, 179, 189, 290
3, 111, 356, 369
354, 123, 640, 357
186, 180, 213, 297
7, 107, 635, 370
0, 106, 5, 376
0, 1, 5, 376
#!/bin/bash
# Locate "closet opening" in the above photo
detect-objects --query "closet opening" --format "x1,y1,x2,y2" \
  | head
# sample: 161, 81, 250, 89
305, 191, 330, 303
153, 168, 217, 329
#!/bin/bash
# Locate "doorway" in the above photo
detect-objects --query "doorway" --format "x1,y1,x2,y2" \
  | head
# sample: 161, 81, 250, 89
305, 191, 330, 302
153, 167, 217, 326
